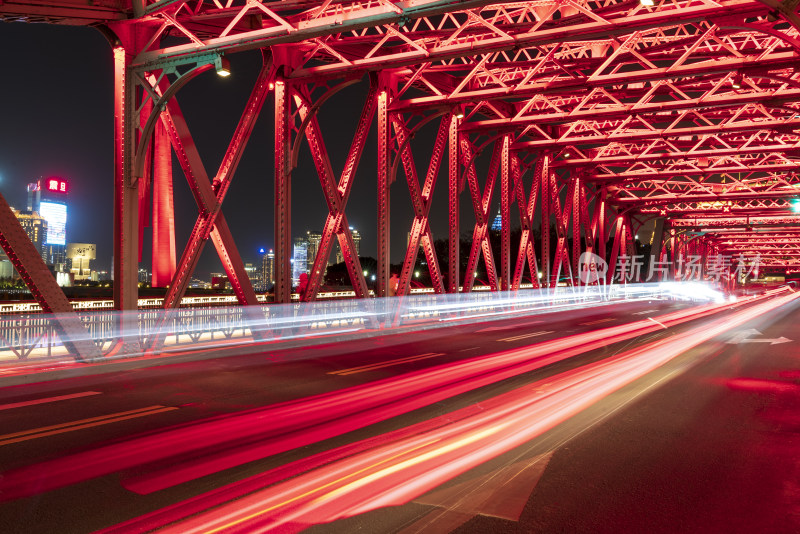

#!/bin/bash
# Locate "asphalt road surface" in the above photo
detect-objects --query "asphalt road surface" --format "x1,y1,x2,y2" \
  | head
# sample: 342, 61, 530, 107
0, 292, 798, 533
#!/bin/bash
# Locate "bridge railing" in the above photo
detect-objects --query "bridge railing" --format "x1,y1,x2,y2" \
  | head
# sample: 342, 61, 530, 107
0, 282, 724, 368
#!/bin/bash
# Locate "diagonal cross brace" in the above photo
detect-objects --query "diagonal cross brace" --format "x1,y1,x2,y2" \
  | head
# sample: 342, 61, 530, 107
551, 177, 577, 286
462, 138, 501, 293
512, 154, 539, 290
144, 65, 271, 352
0, 192, 101, 362
157, 66, 270, 310
293, 87, 373, 301
392, 114, 448, 296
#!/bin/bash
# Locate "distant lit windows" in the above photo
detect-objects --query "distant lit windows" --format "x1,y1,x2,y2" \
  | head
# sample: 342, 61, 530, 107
39, 201, 67, 245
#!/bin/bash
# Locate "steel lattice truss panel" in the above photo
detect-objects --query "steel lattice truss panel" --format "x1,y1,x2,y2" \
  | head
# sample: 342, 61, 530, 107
6, 0, 800, 291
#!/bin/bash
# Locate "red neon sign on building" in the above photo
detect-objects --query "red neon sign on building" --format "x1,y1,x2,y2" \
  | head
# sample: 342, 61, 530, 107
46, 178, 68, 194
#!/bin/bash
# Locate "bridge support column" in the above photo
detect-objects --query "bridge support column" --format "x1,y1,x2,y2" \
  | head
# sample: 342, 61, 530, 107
541, 155, 551, 288
377, 86, 390, 298
448, 116, 460, 293
500, 135, 510, 291
113, 44, 139, 313
649, 218, 665, 282
274, 75, 292, 304
151, 120, 176, 287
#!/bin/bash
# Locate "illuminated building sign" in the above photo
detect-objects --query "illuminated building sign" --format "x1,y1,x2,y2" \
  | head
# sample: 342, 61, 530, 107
39, 201, 67, 245
46, 178, 69, 194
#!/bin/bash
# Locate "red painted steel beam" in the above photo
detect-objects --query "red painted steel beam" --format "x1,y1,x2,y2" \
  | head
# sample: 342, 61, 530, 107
286, 0, 769, 81
377, 84, 390, 298
541, 153, 551, 287
500, 134, 510, 291
133, 0, 525, 70
551, 143, 800, 169
448, 121, 462, 293
392, 54, 800, 113
669, 215, 800, 227
513, 117, 800, 150
392, 113, 448, 296
613, 191, 800, 206
274, 76, 292, 304
112, 44, 139, 314
151, 118, 176, 287
459, 84, 800, 134
0, 1, 126, 23
596, 162, 800, 180
0, 191, 101, 362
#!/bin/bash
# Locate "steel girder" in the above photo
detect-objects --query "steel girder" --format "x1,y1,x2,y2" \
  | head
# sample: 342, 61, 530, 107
274, 75, 293, 304
8, 0, 800, 305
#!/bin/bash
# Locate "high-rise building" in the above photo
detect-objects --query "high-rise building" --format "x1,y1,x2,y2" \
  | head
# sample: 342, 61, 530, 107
67, 243, 96, 280
261, 248, 275, 288
14, 209, 48, 261
306, 231, 322, 271
292, 238, 307, 285
27, 177, 69, 269
335, 227, 361, 264
244, 262, 258, 288
490, 205, 502, 232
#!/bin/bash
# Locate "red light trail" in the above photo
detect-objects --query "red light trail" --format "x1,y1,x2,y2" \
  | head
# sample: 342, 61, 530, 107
0, 296, 755, 503
141, 290, 798, 533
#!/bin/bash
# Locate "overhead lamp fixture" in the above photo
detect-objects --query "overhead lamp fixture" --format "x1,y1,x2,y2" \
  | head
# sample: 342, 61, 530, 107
563, 150, 571, 158
454, 110, 465, 119
731, 72, 743, 89
639, 0, 655, 6
215, 56, 231, 77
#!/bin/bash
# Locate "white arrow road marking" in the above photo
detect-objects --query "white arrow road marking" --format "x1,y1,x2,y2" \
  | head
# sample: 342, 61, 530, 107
727, 328, 792, 345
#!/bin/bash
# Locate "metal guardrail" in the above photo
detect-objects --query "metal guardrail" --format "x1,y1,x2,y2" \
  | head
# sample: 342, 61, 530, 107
0, 283, 724, 366
0, 284, 531, 316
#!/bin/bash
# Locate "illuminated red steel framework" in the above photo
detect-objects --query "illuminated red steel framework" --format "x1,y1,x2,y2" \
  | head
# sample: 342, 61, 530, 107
3, 0, 800, 352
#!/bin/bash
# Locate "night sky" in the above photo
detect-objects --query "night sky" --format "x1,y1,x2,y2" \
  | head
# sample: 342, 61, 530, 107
0, 22, 475, 280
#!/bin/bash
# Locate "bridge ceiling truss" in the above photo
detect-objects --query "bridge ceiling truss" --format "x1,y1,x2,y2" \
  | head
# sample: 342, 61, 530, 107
6, 0, 800, 324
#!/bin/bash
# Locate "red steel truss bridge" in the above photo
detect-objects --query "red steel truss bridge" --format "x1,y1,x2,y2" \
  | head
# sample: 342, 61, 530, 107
3, 0, 800, 361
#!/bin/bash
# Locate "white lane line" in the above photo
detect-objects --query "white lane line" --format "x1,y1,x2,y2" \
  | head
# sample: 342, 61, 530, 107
329, 353, 446, 376
0, 391, 103, 412
633, 309, 659, 315
498, 331, 554, 342
648, 317, 668, 329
